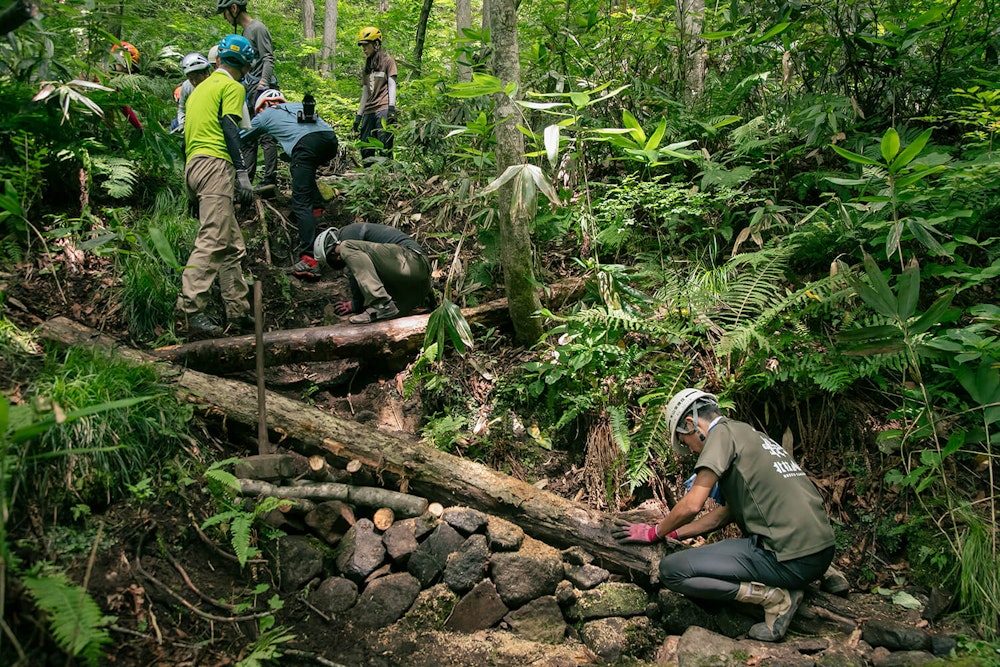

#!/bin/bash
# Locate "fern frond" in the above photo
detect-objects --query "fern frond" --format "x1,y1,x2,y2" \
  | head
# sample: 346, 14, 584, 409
607, 405, 631, 453
91, 156, 138, 199
230, 514, 254, 567
23, 566, 113, 666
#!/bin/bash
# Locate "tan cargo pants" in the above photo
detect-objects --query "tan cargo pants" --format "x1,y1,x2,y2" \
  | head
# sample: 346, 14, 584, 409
177, 155, 251, 319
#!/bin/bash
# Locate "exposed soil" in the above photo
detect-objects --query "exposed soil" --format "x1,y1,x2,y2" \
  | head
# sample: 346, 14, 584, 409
0, 182, 977, 666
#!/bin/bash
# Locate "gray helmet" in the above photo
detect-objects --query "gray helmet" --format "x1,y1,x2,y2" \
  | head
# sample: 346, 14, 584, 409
180, 52, 211, 75
216, 0, 246, 14
664, 388, 719, 455
313, 228, 341, 266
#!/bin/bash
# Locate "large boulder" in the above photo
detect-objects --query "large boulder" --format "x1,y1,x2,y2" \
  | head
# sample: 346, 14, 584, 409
444, 534, 489, 594
503, 596, 567, 644
271, 534, 328, 592
408, 522, 466, 587
490, 549, 563, 607
334, 519, 386, 580
350, 572, 422, 630
579, 616, 654, 663
485, 516, 524, 551
308, 576, 358, 617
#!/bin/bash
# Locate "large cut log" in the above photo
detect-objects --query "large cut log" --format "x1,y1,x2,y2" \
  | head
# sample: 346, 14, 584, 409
38, 316, 666, 577
237, 479, 429, 518
149, 280, 585, 375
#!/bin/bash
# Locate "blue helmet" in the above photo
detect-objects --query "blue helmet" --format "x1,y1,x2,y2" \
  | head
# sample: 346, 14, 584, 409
218, 34, 255, 66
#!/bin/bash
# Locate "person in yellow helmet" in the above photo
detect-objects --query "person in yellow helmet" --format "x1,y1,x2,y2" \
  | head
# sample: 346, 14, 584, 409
353, 26, 397, 166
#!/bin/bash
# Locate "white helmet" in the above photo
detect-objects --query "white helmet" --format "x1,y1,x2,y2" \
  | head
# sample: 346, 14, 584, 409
254, 88, 286, 114
181, 52, 211, 75
207, 45, 220, 63
664, 388, 718, 455
313, 227, 341, 266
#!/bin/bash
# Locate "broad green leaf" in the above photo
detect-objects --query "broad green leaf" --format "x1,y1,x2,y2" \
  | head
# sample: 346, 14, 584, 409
753, 21, 791, 44
569, 92, 590, 108
825, 177, 869, 186
645, 119, 666, 151
702, 30, 740, 40
831, 145, 883, 166
910, 291, 955, 335
622, 109, 645, 144
149, 226, 181, 270
906, 218, 949, 256
886, 221, 904, 260
447, 74, 503, 98
881, 128, 900, 163
895, 165, 946, 188
889, 128, 932, 172
838, 325, 903, 343
892, 591, 923, 610
543, 124, 560, 168
896, 258, 920, 320
862, 254, 896, 315
908, 6, 946, 28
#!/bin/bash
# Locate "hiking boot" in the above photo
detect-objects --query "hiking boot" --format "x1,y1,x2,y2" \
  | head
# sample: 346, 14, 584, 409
186, 312, 223, 338
254, 183, 278, 199
820, 566, 850, 596
289, 254, 321, 279
348, 300, 400, 325
230, 314, 256, 334
735, 582, 804, 642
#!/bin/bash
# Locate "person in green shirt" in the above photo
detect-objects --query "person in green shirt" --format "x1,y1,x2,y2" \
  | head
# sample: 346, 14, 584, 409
613, 388, 836, 642
177, 34, 256, 338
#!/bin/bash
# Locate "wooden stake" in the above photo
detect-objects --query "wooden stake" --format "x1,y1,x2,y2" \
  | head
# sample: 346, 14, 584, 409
254, 280, 269, 454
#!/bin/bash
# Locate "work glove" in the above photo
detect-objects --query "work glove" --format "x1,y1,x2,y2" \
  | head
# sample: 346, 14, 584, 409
352, 115, 362, 133
334, 301, 354, 316
235, 170, 254, 207
387, 105, 397, 124
611, 519, 660, 544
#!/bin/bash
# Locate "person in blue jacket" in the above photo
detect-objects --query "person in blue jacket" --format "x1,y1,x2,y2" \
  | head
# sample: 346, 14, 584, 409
241, 89, 339, 278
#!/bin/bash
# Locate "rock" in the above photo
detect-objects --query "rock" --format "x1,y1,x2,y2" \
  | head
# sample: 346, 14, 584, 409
657, 589, 720, 635
921, 587, 953, 622
929, 634, 957, 657
555, 580, 576, 607
871, 650, 937, 666
350, 572, 421, 630
272, 534, 327, 592
486, 515, 524, 551
503, 596, 567, 644
445, 579, 509, 633
563, 563, 609, 590
304, 500, 354, 545
580, 616, 653, 664
490, 551, 564, 607
814, 644, 869, 666
308, 576, 358, 617
397, 583, 459, 631
566, 582, 649, 621
408, 522, 466, 587
561, 546, 593, 566
444, 534, 489, 594
862, 618, 931, 651
334, 518, 386, 581
442, 506, 488, 535
383, 519, 420, 564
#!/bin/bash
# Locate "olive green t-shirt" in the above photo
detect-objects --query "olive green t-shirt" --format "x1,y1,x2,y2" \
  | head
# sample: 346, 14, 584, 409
184, 70, 245, 164
695, 417, 835, 561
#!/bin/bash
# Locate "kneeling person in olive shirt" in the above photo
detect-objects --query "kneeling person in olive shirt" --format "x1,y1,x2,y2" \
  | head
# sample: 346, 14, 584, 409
313, 222, 431, 325
613, 389, 835, 642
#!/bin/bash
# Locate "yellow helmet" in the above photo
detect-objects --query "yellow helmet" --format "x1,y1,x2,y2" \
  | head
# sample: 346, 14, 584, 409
358, 26, 382, 44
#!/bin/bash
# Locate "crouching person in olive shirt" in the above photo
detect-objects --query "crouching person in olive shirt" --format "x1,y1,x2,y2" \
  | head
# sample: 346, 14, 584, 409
312, 222, 431, 324
612, 389, 835, 642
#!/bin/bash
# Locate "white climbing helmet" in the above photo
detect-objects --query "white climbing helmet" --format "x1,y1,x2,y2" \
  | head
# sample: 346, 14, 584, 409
254, 88, 286, 114
664, 388, 718, 455
181, 52, 211, 75
313, 227, 341, 267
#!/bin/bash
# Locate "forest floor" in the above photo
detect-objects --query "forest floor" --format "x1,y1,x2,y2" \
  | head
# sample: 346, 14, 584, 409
0, 174, 978, 666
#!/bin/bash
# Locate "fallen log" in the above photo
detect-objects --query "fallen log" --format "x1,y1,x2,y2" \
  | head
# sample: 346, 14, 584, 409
39, 316, 665, 577
149, 280, 585, 375
238, 479, 428, 518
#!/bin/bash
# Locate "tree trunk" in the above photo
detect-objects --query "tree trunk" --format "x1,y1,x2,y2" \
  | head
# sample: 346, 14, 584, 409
676, 0, 707, 98
455, 0, 472, 81
302, 0, 317, 70
413, 0, 434, 76
38, 317, 665, 578
489, 0, 544, 346
320, 0, 338, 75
147, 281, 583, 376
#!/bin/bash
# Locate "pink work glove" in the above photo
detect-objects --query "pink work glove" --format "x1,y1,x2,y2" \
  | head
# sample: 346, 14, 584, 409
334, 301, 354, 316
612, 519, 660, 544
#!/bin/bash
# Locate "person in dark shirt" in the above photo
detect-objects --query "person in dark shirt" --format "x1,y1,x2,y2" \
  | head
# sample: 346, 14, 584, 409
613, 389, 836, 642
312, 223, 431, 324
